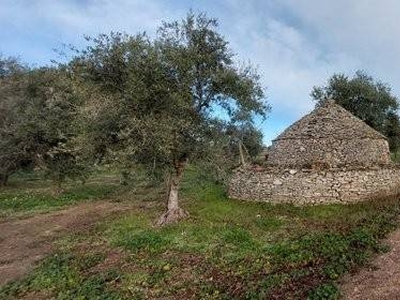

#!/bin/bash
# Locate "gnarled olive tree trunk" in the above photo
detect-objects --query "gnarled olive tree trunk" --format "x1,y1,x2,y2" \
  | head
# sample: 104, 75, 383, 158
155, 159, 189, 226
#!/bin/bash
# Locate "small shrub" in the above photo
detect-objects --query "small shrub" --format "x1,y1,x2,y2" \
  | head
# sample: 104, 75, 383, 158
114, 230, 171, 253
0, 252, 120, 300
308, 283, 339, 300
222, 226, 258, 250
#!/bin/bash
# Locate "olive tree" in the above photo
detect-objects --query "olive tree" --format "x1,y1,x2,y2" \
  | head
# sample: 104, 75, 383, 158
23, 67, 87, 191
386, 111, 400, 158
0, 56, 31, 186
72, 13, 269, 225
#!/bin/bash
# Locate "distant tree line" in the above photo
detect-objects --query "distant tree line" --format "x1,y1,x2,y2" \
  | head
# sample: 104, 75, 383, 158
0, 12, 269, 224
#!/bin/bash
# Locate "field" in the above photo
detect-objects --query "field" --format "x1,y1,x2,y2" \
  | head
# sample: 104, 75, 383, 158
1, 168, 400, 299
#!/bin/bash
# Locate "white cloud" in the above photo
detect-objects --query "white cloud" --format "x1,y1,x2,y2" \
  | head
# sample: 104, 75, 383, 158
279, 1, 400, 91
1, 0, 175, 40
0, 0, 182, 66
2, 0, 400, 143
214, 0, 400, 141
209, 2, 360, 143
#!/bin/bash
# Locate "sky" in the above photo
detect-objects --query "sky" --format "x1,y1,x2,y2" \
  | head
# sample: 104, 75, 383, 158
2, 0, 400, 144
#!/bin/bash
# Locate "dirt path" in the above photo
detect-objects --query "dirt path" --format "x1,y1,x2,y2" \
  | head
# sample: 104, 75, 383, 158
341, 229, 400, 299
0, 201, 132, 287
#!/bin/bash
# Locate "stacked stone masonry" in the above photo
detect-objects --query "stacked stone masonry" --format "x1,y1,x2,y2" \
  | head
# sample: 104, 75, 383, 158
268, 138, 390, 168
229, 100, 399, 204
229, 166, 400, 205
267, 99, 391, 168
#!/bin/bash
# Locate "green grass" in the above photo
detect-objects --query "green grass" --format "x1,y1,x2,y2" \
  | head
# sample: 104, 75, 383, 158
391, 151, 400, 163
1, 167, 400, 299
0, 251, 121, 300
0, 172, 122, 219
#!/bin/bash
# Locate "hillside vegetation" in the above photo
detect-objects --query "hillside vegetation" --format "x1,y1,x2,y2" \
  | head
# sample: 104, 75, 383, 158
1, 169, 399, 299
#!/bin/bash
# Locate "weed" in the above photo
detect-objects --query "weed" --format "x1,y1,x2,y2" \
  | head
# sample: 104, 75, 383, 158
308, 283, 340, 300
0, 176, 120, 218
1, 169, 400, 299
0, 252, 121, 300
114, 230, 171, 254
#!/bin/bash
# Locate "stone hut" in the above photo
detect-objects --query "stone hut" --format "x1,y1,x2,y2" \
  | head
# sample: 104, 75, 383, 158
229, 100, 400, 205
267, 100, 391, 168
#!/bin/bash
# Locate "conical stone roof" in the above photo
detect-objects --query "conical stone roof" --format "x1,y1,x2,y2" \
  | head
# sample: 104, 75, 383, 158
274, 100, 387, 141
267, 99, 390, 168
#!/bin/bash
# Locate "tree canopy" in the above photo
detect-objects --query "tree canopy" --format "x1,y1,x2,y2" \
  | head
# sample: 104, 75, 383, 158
69, 12, 269, 224
0, 57, 86, 188
311, 70, 400, 152
0, 57, 30, 185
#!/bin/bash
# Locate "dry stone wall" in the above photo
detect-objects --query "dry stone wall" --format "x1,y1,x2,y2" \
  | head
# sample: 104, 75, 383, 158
229, 166, 400, 205
275, 100, 386, 141
232, 100, 397, 205
267, 138, 391, 168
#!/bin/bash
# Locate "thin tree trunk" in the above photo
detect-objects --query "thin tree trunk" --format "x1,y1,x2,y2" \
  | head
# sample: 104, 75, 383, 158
167, 174, 180, 211
239, 140, 245, 166
155, 159, 189, 226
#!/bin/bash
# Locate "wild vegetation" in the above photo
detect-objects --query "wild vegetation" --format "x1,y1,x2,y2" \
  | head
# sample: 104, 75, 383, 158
1, 169, 400, 299
2, 11, 400, 300
0, 12, 268, 224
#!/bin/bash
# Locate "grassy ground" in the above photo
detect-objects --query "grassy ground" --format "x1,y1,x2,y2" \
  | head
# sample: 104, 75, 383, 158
0, 171, 123, 219
1, 168, 400, 299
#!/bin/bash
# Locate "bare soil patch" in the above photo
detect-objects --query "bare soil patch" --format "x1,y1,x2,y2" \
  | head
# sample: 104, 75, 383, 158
341, 228, 400, 299
0, 201, 132, 287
